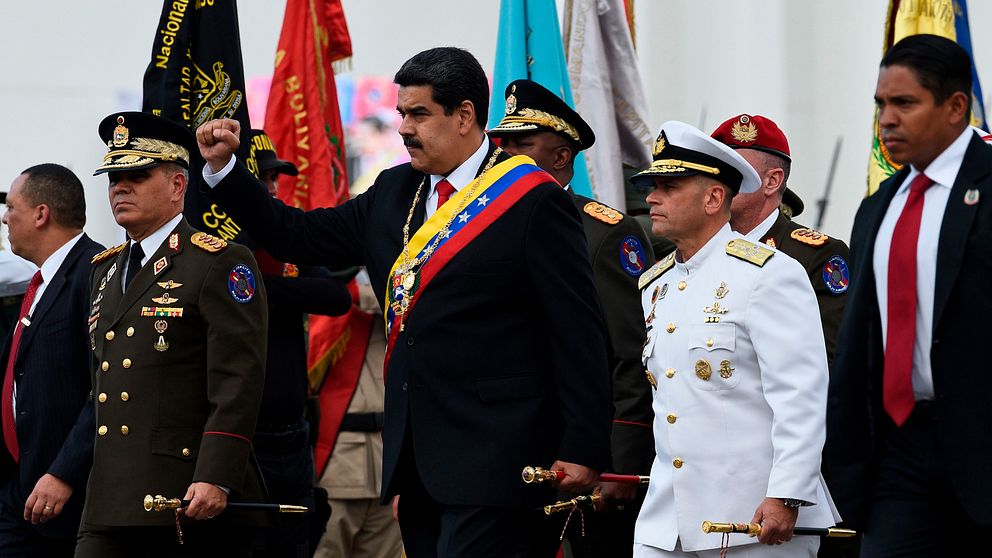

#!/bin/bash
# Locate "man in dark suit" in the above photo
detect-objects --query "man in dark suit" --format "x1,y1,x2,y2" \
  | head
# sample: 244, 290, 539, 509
74, 112, 268, 558
710, 114, 851, 365
489, 79, 654, 558
824, 34, 992, 556
196, 47, 612, 558
0, 163, 103, 557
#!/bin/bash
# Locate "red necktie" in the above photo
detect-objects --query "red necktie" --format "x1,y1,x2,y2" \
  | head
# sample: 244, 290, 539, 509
436, 179, 456, 209
3, 271, 43, 462
883, 173, 934, 426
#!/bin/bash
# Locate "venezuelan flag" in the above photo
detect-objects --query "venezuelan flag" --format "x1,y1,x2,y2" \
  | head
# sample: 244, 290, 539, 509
868, 0, 987, 195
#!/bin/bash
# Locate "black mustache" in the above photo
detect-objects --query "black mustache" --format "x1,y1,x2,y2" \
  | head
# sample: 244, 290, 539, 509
403, 137, 422, 149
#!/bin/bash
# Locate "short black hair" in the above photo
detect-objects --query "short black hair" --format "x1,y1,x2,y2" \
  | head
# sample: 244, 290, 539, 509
882, 34, 972, 115
394, 47, 489, 128
19, 163, 86, 229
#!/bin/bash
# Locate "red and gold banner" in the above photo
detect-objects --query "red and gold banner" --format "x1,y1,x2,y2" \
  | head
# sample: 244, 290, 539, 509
264, 0, 353, 389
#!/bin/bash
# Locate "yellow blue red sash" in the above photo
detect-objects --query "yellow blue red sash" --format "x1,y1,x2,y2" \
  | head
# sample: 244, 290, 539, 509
383, 156, 551, 370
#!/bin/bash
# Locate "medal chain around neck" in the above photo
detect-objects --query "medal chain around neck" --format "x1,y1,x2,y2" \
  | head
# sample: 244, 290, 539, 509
398, 147, 502, 276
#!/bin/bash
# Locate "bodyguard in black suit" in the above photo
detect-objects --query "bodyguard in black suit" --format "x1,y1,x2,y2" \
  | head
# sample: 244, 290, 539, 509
490, 79, 655, 558
197, 47, 611, 558
0, 164, 102, 557
824, 35, 992, 556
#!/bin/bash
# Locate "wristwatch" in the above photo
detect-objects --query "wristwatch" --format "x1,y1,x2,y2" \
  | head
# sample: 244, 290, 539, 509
779, 498, 805, 509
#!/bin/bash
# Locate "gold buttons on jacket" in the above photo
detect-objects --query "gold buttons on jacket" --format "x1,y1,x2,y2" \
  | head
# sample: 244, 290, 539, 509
122, 358, 132, 369
120, 425, 129, 435
101, 361, 109, 372
182, 448, 191, 457
98, 425, 108, 436
126, 327, 135, 337
673, 457, 684, 469
678, 281, 687, 291
666, 323, 676, 334
120, 392, 129, 402
98, 393, 107, 403
665, 368, 675, 378
706, 338, 714, 348
667, 413, 677, 424
105, 330, 115, 341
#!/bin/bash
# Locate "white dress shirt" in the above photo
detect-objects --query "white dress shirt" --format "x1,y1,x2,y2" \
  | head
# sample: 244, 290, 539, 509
743, 208, 780, 241
13, 232, 85, 415
872, 126, 973, 401
121, 213, 184, 293
424, 138, 488, 218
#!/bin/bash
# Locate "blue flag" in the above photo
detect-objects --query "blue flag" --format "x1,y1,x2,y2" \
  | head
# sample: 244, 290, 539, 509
489, 0, 593, 198
952, 0, 987, 131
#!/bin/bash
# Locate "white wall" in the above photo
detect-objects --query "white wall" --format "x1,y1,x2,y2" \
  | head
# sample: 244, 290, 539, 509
1, 1, 989, 246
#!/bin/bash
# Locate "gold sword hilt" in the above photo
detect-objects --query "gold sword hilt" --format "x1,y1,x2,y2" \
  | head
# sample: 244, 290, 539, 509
543, 493, 601, 515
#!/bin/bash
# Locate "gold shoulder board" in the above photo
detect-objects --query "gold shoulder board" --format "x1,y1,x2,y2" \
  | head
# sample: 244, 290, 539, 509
190, 232, 228, 253
726, 239, 775, 267
638, 252, 676, 289
583, 201, 623, 225
91, 242, 128, 264
790, 227, 829, 246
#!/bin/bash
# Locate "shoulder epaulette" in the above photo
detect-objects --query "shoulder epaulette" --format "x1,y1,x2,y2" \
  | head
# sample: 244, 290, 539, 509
583, 201, 623, 225
726, 239, 775, 267
91, 242, 127, 264
639, 252, 676, 289
790, 227, 829, 247
190, 232, 228, 253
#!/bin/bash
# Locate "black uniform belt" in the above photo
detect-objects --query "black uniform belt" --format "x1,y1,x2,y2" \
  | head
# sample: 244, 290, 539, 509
339, 412, 384, 432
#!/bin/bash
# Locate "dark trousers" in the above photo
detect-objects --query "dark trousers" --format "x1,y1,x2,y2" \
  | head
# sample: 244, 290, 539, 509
0, 490, 75, 558
861, 402, 992, 558
74, 525, 252, 558
559, 488, 644, 558
253, 420, 318, 558
395, 441, 560, 558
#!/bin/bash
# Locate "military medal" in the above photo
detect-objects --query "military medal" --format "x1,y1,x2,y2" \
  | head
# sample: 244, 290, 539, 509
100, 277, 107, 291
402, 271, 416, 291
154, 320, 168, 334
154, 335, 169, 352
703, 302, 728, 315
715, 282, 729, 299
719, 360, 735, 379
695, 359, 712, 381
152, 293, 179, 304
157, 280, 183, 290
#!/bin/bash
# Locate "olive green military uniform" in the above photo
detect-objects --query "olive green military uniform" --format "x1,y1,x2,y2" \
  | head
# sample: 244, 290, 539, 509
79, 218, 267, 531
758, 214, 850, 366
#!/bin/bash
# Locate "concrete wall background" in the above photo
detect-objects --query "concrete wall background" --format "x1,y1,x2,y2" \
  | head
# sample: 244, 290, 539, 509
0, 1, 989, 246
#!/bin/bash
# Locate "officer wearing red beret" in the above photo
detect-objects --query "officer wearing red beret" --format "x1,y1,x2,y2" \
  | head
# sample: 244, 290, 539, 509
711, 115, 851, 368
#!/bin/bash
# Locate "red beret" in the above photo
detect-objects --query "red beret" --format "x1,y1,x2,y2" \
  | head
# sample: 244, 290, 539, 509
710, 114, 790, 161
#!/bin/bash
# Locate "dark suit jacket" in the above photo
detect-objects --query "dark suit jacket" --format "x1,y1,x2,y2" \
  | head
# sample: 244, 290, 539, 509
571, 193, 656, 475
824, 132, 992, 528
81, 219, 268, 527
760, 214, 850, 366
0, 234, 102, 538
209, 142, 613, 508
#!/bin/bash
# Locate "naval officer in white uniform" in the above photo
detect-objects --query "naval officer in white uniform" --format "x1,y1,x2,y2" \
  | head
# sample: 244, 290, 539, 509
632, 121, 839, 557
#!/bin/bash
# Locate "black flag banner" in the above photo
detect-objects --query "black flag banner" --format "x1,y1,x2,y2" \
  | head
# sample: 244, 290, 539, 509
142, 0, 258, 246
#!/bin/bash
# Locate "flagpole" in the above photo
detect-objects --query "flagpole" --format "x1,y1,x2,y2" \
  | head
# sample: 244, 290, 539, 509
815, 137, 842, 229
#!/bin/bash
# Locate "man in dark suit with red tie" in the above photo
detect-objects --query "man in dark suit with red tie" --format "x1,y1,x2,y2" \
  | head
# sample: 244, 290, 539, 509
0, 164, 103, 557
824, 34, 992, 556
196, 47, 612, 558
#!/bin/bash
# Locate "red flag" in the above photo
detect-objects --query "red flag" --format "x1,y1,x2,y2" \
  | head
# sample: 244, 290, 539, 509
265, 0, 353, 389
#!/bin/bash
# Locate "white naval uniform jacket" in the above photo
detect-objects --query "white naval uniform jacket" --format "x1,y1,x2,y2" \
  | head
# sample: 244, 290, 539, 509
633, 224, 839, 552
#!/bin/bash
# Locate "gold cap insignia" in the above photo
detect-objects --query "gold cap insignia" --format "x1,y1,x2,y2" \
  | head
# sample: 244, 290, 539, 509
653, 131, 667, 156
113, 116, 129, 148
505, 85, 518, 115
730, 115, 758, 143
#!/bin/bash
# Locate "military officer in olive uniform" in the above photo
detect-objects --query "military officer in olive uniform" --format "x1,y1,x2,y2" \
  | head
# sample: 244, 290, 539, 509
490, 79, 655, 557
632, 121, 838, 557
711, 114, 850, 366
74, 112, 268, 558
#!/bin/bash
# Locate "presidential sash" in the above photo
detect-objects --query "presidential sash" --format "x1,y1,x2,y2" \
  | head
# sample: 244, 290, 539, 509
383, 156, 552, 371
